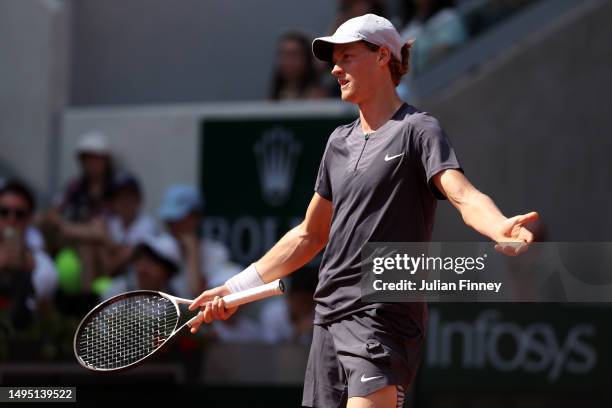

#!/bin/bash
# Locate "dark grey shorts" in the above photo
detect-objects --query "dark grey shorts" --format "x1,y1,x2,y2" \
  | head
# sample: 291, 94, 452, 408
302, 307, 425, 408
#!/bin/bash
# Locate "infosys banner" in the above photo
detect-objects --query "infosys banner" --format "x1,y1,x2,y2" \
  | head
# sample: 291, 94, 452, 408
199, 115, 352, 265
420, 304, 610, 396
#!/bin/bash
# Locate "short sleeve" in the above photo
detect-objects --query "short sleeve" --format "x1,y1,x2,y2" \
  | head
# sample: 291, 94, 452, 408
314, 136, 334, 201
415, 115, 463, 200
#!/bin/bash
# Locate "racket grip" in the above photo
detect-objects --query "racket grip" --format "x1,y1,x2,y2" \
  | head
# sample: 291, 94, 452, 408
186, 279, 285, 328
223, 279, 285, 308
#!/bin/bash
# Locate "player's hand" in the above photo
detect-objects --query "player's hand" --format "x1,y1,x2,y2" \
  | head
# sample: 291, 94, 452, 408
494, 211, 539, 256
188, 284, 238, 334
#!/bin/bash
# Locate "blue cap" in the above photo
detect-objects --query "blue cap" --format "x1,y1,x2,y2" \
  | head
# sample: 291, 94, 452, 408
158, 184, 203, 221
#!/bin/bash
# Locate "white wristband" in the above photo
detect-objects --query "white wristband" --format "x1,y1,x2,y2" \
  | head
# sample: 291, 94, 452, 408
225, 264, 265, 293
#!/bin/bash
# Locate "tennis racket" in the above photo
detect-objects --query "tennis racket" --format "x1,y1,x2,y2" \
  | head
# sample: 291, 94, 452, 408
73, 279, 284, 372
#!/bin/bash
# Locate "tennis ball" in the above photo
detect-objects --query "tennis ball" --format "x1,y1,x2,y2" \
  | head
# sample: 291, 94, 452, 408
55, 248, 82, 294
91, 276, 113, 296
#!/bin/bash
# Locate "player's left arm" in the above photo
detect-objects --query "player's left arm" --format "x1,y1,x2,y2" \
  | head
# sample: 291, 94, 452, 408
432, 169, 539, 256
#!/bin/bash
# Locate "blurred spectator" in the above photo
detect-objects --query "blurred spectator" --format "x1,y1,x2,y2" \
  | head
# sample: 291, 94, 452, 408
209, 313, 263, 343
103, 234, 180, 299
467, 0, 536, 36
25, 225, 46, 251
333, 0, 388, 30
270, 32, 328, 100
55, 131, 115, 222
0, 178, 45, 251
45, 131, 115, 291
0, 180, 57, 329
259, 268, 317, 344
286, 270, 317, 343
105, 173, 157, 276
158, 184, 241, 298
400, 0, 469, 75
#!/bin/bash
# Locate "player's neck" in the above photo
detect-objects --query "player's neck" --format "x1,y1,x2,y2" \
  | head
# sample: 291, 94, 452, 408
358, 89, 404, 134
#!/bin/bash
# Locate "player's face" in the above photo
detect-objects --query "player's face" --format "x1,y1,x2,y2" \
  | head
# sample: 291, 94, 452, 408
331, 42, 380, 103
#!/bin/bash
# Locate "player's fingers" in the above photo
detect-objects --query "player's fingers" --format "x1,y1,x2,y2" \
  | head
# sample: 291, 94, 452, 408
511, 241, 529, 256
216, 298, 236, 320
516, 211, 539, 227
520, 228, 534, 244
211, 296, 225, 321
509, 242, 524, 256
495, 242, 521, 257
515, 242, 530, 255
203, 302, 214, 324
189, 286, 224, 311
189, 290, 213, 311
189, 312, 203, 334
213, 297, 226, 320
189, 311, 204, 333
202, 298, 223, 323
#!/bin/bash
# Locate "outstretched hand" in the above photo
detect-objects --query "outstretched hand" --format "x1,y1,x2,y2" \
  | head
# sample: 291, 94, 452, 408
188, 284, 238, 334
494, 211, 539, 256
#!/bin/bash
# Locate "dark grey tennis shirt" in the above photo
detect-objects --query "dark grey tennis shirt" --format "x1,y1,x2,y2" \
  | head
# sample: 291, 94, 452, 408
313, 103, 463, 326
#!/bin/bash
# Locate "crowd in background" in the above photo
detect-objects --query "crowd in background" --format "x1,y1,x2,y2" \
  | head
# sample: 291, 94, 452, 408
268, 0, 535, 102
0, 130, 317, 350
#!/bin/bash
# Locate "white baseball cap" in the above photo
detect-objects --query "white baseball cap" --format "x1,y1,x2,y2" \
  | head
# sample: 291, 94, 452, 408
137, 234, 182, 272
312, 14, 404, 63
76, 130, 110, 156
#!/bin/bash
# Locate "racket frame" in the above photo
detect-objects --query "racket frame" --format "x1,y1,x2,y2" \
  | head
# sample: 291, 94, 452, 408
73, 279, 284, 372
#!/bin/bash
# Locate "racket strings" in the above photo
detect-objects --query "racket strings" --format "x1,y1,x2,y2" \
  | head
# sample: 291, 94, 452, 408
76, 294, 179, 370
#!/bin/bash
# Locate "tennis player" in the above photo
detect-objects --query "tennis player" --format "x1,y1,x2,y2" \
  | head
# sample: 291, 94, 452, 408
190, 13, 538, 407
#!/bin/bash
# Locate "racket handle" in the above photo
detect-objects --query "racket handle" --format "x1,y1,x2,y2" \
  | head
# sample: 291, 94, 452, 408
223, 279, 285, 308
187, 279, 285, 327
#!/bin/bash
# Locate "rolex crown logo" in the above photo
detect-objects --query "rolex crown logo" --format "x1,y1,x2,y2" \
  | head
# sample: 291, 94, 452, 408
254, 127, 302, 206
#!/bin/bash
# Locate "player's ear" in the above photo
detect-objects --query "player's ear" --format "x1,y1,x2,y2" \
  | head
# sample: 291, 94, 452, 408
378, 47, 391, 66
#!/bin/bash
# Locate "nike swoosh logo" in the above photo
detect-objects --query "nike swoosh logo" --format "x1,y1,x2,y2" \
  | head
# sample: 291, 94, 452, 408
360, 374, 383, 383
384, 153, 404, 161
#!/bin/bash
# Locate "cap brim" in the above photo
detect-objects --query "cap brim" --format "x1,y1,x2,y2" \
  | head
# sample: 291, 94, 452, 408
312, 34, 361, 62
77, 149, 110, 157
133, 243, 180, 275
158, 204, 190, 222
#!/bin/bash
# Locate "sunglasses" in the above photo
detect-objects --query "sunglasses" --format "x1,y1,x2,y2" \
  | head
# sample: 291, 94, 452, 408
0, 206, 30, 221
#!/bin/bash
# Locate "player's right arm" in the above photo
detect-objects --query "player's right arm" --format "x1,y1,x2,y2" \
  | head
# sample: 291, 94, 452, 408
188, 192, 332, 331
254, 191, 332, 282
